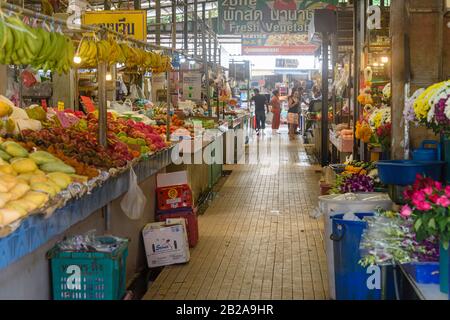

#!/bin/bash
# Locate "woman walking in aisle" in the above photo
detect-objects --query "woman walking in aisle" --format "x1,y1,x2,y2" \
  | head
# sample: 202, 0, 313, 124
270, 90, 281, 133
287, 88, 300, 140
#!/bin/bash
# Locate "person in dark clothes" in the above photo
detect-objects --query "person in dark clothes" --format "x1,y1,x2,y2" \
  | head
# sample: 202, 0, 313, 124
251, 89, 269, 136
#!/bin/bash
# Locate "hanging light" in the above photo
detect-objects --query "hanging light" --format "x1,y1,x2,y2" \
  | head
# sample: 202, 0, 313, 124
106, 73, 112, 81
73, 56, 82, 64
380, 56, 389, 63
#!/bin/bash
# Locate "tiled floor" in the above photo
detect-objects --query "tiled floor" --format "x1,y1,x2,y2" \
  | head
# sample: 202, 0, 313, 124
143, 128, 328, 300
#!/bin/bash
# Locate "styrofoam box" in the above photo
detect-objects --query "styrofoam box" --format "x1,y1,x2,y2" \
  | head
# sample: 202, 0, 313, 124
157, 171, 188, 188
142, 219, 190, 268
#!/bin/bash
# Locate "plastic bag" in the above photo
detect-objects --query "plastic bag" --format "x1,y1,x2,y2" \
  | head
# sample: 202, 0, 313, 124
120, 168, 147, 220
128, 84, 139, 100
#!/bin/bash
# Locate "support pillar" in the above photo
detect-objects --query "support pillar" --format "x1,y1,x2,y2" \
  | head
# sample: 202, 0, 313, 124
390, 0, 407, 160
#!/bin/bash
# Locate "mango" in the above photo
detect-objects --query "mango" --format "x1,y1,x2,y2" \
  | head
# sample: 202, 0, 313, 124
5, 199, 36, 214
2, 141, 29, 157
45, 180, 62, 193
0, 174, 18, 192
0, 150, 11, 161
0, 208, 22, 226
29, 175, 48, 184
22, 191, 49, 208
11, 158, 38, 174
0, 193, 12, 208
47, 172, 72, 189
9, 182, 31, 201
30, 182, 57, 197
40, 161, 75, 174
29, 151, 60, 165
69, 174, 89, 184
0, 101, 12, 117
17, 173, 35, 183
0, 164, 17, 176
34, 169, 46, 176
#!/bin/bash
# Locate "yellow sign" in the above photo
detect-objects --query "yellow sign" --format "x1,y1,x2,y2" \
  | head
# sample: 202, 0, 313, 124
82, 10, 147, 41
57, 101, 65, 111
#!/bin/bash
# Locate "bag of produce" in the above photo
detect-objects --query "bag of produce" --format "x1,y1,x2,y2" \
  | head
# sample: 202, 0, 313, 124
120, 168, 146, 220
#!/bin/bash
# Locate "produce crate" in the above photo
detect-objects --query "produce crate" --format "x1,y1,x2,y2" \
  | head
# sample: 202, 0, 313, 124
47, 237, 128, 300
157, 184, 193, 211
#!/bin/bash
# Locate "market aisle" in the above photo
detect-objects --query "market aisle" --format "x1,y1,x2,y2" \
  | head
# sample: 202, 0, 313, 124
143, 128, 328, 300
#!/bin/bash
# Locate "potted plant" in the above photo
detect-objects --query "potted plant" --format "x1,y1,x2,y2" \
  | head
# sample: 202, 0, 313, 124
401, 174, 450, 293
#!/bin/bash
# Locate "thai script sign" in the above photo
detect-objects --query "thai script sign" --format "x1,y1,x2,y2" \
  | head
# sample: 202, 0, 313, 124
82, 10, 147, 41
218, 0, 338, 34
242, 34, 318, 55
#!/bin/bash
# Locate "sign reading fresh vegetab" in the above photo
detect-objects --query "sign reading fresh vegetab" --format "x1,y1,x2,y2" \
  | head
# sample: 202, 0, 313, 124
218, 0, 338, 34
82, 10, 147, 41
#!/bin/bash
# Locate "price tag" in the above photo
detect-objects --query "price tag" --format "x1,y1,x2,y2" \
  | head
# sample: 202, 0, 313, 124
57, 101, 64, 111
81, 96, 96, 113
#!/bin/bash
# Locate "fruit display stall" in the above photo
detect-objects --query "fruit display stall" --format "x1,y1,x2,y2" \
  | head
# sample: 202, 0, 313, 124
0, 3, 186, 299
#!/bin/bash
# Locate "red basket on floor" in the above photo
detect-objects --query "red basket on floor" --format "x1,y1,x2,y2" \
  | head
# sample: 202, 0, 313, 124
157, 209, 199, 248
157, 184, 193, 211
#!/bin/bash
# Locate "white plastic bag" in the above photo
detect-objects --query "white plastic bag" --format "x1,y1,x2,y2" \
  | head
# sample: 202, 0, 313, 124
120, 168, 147, 220
128, 84, 139, 100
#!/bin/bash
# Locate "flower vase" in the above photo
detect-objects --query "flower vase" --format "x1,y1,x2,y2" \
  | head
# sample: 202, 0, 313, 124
440, 241, 449, 294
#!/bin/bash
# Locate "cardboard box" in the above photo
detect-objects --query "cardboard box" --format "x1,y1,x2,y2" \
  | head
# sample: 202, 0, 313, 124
142, 219, 190, 268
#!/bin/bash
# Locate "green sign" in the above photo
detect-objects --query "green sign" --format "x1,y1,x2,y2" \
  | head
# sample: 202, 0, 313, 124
218, 0, 338, 34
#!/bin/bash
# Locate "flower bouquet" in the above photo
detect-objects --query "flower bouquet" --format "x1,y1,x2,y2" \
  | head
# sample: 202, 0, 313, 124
412, 80, 450, 136
401, 174, 450, 247
331, 173, 375, 194
359, 209, 439, 267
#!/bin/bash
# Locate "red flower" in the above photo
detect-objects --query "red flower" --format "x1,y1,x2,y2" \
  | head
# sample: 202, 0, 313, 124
436, 196, 450, 208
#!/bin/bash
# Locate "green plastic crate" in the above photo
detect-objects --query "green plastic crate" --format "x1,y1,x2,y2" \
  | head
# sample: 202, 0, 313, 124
47, 238, 128, 300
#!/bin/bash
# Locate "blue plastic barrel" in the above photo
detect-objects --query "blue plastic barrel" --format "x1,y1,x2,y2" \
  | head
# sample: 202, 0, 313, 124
331, 213, 382, 300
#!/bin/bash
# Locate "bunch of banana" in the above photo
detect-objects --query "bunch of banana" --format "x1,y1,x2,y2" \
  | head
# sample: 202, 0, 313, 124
96, 39, 112, 63
152, 54, 173, 74
77, 39, 98, 68
0, 16, 74, 74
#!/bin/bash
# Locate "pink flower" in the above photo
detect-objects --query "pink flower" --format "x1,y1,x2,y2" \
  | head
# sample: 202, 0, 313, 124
423, 186, 433, 195
445, 186, 450, 198
413, 191, 426, 202
400, 205, 413, 218
436, 196, 450, 208
429, 194, 440, 204
415, 201, 432, 211
434, 181, 443, 191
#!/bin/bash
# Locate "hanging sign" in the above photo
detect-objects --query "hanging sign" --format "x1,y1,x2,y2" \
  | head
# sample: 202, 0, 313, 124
182, 73, 202, 101
218, 0, 338, 35
82, 10, 147, 41
242, 34, 318, 55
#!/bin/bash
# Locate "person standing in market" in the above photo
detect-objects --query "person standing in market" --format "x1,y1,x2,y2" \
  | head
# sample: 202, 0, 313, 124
287, 88, 300, 140
251, 88, 269, 136
270, 90, 281, 133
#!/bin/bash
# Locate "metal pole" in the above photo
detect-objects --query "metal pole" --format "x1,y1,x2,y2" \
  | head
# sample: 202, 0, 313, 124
155, 0, 161, 46
134, 0, 140, 10
352, 0, 361, 159
202, 2, 211, 116
104, 0, 111, 10
193, 0, 198, 59
184, 1, 188, 52
98, 65, 108, 147
321, 33, 330, 167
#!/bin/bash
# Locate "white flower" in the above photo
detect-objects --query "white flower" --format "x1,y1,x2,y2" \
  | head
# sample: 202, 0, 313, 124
427, 102, 436, 123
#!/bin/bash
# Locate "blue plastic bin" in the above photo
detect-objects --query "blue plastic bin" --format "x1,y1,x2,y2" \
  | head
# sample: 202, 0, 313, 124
413, 140, 441, 161
404, 262, 440, 284
332, 213, 383, 300
377, 160, 445, 186
47, 237, 128, 300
